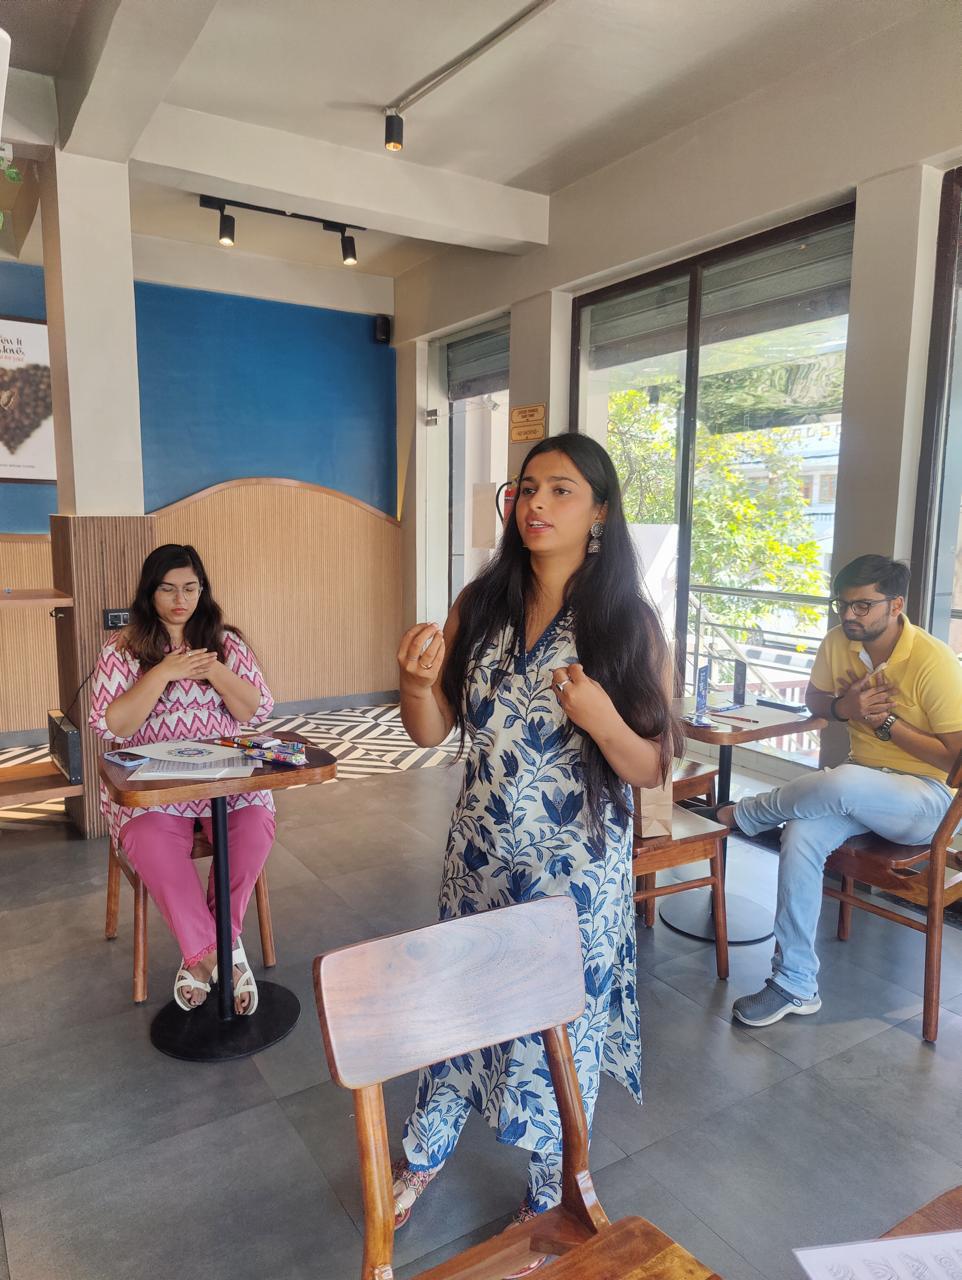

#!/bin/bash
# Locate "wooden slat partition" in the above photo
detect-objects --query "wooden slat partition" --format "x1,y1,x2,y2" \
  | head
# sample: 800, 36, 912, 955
153, 479, 402, 703
51, 515, 156, 834
0, 533, 59, 734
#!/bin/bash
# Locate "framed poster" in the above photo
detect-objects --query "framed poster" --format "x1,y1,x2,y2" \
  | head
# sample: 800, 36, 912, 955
0, 317, 54, 482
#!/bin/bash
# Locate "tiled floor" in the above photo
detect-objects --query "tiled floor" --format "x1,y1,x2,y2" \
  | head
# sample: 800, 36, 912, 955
2, 762, 962, 1280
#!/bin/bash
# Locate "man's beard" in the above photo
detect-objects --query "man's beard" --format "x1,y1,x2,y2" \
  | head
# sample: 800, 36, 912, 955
842, 617, 890, 643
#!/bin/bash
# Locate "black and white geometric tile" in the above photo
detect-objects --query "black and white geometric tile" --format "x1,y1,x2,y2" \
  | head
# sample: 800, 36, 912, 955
0, 704, 459, 825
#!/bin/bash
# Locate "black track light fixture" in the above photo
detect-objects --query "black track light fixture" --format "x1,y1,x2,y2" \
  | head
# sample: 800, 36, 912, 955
384, 110, 403, 153
340, 233, 357, 266
218, 210, 235, 247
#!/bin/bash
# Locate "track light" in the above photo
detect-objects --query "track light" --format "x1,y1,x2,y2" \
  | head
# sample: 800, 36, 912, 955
384, 110, 403, 152
218, 210, 235, 247
340, 233, 357, 266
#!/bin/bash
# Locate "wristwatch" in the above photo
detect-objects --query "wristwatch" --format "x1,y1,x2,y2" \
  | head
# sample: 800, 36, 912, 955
874, 714, 898, 741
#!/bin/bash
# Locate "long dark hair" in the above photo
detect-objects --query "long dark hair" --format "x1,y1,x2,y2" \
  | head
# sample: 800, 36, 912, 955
123, 544, 240, 670
442, 432, 681, 829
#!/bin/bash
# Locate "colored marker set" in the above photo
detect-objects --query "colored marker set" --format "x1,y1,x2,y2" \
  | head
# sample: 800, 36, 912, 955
217, 736, 308, 767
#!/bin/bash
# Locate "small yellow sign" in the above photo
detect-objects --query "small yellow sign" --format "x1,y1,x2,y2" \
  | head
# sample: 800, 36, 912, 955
510, 403, 546, 443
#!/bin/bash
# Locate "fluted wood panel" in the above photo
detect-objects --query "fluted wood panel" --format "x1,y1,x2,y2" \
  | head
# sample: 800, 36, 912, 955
0, 534, 59, 733
51, 515, 156, 835
153, 479, 402, 703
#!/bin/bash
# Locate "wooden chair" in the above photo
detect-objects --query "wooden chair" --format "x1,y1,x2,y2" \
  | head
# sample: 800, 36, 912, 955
632, 806, 729, 980
823, 750, 962, 1043
105, 823, 276, 1003
313, 896, 720, 1280
671, 757, 718, 807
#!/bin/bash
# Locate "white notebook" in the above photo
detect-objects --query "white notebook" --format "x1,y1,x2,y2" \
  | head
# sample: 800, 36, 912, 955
129, 754, 255, 780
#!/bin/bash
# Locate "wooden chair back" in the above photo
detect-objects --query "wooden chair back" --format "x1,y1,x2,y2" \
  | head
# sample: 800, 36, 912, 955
314, 896, 605, 1280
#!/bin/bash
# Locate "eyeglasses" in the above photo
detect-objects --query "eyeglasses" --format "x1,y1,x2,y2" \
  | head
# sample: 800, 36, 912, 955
830, 596, 893, 618
157, 583, 201, 599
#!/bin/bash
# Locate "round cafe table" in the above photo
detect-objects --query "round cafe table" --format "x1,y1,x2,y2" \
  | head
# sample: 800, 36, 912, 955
99, 733, 336, 1062
661, 701, 827, 945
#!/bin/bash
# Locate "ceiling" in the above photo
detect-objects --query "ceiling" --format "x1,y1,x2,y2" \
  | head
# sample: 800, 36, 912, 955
1, 0, 90, 75
1, 0, 935, 276
165, 0, 929, 194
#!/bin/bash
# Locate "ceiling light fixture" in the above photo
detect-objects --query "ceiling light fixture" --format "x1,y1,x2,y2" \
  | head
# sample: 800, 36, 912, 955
340, 233, 357, 266
381, 0, 559, 153
199, 194, 365, 266
218, 210, 235, 247
384, 110, 403, 153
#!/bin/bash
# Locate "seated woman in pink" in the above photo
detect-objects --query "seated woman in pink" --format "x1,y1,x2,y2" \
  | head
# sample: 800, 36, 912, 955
89, 543, 275, 1015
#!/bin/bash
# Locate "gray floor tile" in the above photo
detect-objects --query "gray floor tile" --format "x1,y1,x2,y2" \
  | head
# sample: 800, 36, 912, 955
250, 877, 382, 968
318, 858, 445, 936
0, 1215, 9, 1280
633, 916, 714, 973
633, 1070, 962, 1280
811, 1007, 962, 1166
277, 809, 443, 878
251, 958, 331, 1099
0, 828, 107, 910
592, 977, 797, 1155
0, 1102, 362, 1280
0, 1005, 272, 1194
653, 936, 923, 1068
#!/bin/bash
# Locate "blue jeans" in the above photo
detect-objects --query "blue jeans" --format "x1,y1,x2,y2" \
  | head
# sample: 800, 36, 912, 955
734, 763, 953, 1000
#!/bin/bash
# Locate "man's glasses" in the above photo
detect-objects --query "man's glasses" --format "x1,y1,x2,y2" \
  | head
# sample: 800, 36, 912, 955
830, 596, 893, 618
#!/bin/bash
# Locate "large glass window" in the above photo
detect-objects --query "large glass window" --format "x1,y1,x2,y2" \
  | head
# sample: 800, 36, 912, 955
913, 168, 962, 653
574, 209, 855, 764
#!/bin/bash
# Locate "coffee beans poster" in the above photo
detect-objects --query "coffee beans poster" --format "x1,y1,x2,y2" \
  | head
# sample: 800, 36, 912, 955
0, 319, 54, 483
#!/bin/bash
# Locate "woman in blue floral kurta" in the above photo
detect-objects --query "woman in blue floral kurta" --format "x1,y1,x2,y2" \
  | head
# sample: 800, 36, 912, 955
394, 433, 678, 1251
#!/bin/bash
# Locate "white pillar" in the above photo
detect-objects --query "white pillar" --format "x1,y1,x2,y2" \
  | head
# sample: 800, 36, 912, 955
833, 164, 943, 573
507, 291, 572, 476
40, 149, 144, 515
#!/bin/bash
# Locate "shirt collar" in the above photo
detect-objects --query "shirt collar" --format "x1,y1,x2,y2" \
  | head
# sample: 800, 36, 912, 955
846, 614, 915, 669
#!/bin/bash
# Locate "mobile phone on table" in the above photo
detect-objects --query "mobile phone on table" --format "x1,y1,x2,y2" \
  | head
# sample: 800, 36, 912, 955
103, 750, 143, 766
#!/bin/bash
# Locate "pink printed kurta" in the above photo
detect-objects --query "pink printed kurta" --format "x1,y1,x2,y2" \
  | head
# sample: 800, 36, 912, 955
89, 631, 275, 844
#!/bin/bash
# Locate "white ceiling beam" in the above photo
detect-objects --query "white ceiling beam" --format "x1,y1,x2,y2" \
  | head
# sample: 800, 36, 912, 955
2, 69, 57, 157
131, 105, 549, 255
57, 0, 219, 161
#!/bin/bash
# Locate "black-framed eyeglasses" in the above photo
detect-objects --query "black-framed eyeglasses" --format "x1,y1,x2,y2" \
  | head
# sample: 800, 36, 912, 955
830, 596, 894, 618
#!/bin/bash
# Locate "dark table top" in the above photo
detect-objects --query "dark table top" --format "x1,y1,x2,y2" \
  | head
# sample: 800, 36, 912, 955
98, 732, 336, 807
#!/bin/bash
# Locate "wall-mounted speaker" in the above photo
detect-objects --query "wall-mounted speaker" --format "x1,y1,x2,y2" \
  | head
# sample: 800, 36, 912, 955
374, 314, 392, 344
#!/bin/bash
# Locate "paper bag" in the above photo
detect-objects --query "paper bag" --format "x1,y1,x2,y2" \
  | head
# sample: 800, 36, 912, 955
632, 772, 673, 839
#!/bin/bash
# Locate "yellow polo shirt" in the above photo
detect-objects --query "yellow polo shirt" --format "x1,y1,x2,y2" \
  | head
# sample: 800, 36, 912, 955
809, 616, 962, 782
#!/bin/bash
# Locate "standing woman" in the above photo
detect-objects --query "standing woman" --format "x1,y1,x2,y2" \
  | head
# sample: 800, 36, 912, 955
89, 544, 276, 1015
393, 433, 678, 1259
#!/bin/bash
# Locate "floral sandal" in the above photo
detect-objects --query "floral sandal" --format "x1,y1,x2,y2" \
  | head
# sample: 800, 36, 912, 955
392, 1158, 442, 1229
503, 1202, 550, 1277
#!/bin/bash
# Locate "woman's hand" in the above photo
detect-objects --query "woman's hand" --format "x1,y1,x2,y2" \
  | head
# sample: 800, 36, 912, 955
551, 663, 618, 736
398, 623, 445, 693
157, 648, 219, 683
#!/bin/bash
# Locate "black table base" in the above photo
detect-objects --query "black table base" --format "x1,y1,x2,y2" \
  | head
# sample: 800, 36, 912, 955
150, 981, 300, 1062
659, 889, 774, 946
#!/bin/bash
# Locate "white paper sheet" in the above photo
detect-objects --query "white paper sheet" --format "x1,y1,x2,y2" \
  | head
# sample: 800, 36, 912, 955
128, 755, 255, 780
125, 741, 241, 763
795, 1230, 962, 1279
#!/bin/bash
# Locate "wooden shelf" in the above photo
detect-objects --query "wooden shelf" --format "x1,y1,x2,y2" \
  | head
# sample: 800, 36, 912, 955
0, 759, 84, 808
0, 588, 74, 609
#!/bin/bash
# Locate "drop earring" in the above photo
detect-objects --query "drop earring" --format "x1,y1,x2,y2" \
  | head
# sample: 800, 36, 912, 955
587, 521, 604, 554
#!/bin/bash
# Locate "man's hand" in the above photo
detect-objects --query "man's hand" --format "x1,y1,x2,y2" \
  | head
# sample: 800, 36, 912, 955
835, 669, 897, 725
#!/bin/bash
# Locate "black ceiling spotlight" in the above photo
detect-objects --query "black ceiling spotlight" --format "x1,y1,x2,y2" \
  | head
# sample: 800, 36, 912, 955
198, 194, 365, 266
340, 233, 357, 266
384, 110, 403, 153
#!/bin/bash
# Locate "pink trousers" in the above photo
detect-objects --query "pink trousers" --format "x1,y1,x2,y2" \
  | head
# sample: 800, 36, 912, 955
120, 806, 276, 967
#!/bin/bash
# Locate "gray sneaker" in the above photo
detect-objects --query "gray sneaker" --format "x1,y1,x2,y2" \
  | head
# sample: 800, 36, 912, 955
732, 978, 821, 1027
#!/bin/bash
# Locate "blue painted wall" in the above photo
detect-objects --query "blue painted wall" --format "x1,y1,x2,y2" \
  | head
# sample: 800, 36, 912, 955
135, 283, 396, 514
0, 262, 58, 532
0, 264, 397, 531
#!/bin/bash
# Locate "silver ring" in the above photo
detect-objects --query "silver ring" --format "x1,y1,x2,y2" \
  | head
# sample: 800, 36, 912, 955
418, 660, 433, 670
555, 679, 569, 692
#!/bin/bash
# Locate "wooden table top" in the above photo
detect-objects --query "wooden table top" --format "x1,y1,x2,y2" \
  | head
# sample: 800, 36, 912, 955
99, 732, 336, 807
676, 697, 827, 746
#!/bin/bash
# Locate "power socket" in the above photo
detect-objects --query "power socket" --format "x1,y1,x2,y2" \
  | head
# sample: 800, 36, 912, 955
102, 608, 130, 631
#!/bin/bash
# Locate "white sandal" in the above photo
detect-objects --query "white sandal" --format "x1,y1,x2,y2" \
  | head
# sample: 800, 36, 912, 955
211, 937, 259, 1016
174, 964, 211, 1011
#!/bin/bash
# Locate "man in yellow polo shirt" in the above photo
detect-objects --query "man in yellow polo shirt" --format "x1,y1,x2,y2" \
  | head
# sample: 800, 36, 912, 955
722, 555, 962, 1028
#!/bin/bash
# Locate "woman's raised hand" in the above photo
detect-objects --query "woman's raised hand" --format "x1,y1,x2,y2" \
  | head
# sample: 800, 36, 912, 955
398, 623, 445, 691
157, 648, 219, 683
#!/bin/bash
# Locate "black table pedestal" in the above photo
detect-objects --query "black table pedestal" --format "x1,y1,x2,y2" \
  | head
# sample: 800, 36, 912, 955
149, 794, 300, 1062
